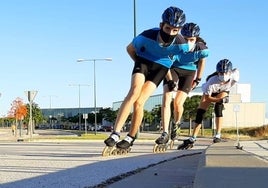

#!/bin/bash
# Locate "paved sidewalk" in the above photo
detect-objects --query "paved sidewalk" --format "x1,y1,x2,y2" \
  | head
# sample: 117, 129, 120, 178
1, 128, 268, 188
194, 140, 268, 188
105, 139, 268, 188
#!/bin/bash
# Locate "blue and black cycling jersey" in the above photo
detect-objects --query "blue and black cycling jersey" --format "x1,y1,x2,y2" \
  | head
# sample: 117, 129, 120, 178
172, 42, 209, 71
132, 28, 188, 68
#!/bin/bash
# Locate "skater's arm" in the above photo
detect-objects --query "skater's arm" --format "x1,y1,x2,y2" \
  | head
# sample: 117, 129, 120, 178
126, 43, 137, 62
165, 69, 173, 81
203, 93, 228, 103
195, 58, 205, 81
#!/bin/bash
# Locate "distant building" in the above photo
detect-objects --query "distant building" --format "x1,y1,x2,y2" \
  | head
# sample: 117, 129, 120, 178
41, 107, 102, 118
112, 84, 266, 128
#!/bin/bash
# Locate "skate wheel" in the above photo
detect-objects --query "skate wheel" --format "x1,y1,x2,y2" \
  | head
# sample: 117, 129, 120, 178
164, 145, 168, 151
153, 144, 159, 153
102, 146, 111, 157
122, 149, 128, 155
185, 144, 194, 150
170, 140, 174, 149
117, 149, 122, 155
158, 146, 163, 152
111, 148, 118, 155
177, 144, 184, 150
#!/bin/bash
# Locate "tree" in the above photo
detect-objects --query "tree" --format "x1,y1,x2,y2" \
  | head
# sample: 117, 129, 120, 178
183, 95, 201, 121
183, 95, 214, 122
151, 105, 161, 120
8, 97, 28, 136
24, 102, 44, 130
99, 107, 117, 123
8, 98, 28, 120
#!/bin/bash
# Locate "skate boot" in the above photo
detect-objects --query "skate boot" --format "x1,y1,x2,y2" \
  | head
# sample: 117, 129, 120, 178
155, 132, 169, 144
153, 132, 169, 153
104, 132, 120, 147
170, 123, 182, 149
170, 122, 181, 140
102, 132, 120, 157
114, 134, 135, 155
177, 137, 195, 150
213, 137, 221, 143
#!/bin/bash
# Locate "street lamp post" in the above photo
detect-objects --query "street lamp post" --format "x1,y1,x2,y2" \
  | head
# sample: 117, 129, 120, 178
133, 0, 136, 38
77, 58, 112, 135
69, 84, 90, 130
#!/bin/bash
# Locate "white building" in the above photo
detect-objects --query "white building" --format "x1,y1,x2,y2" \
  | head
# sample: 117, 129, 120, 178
112, 83, 266, 128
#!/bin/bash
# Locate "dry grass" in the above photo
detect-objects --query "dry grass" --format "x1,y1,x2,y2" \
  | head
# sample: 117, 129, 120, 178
222, 124, 268, 140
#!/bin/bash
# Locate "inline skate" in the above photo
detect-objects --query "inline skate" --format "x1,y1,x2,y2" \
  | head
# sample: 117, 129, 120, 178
177, 138, 195, 150
153, 132, 169, 153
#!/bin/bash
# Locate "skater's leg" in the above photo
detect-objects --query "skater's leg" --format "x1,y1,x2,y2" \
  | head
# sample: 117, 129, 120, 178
191, 108, 207, 138
178, 96, 211, 150
128, 81, 157, 137
118, 81, 157, 149
113, 73, 145, 133
170, 122, 181, 140
170, 90, 189, 140
173, 90, 188, 125
161, 85, 173, 134
213, 102, 224, 143
191, 95, 212, 138
104, 74, 144, 147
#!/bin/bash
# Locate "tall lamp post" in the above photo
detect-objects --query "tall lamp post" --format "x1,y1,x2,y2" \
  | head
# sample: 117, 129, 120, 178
69, 84, 90, 130
133, 0, 136, 38
77, 58, 112, 135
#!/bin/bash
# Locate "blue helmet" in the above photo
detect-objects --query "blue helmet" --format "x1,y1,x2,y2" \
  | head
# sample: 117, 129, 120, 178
216, 59, 233, 73
162, 6, 186, 27
181, 23, 200, 37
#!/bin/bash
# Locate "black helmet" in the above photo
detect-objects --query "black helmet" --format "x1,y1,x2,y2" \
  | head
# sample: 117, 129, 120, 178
216, 59, 233, 73
181, 22, 200, 37
162, 6, 186, 27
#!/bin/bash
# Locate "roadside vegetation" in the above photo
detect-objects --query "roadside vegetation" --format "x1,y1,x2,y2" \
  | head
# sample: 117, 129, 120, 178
221, 125, 268, 140
24, 124, 268, 142
179, 125, 268, 141
1, 95, 267, 142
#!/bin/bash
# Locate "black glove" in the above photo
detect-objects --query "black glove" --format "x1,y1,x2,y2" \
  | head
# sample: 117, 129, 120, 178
222, 96, 229, 103
192, 78, 201, 90
167, 80, 176, 91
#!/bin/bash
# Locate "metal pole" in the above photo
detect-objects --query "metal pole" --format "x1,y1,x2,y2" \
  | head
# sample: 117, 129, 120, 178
76, 58, 112, 135
94, 60, 97, 135
212, 113, 215, 137
78, 84, 81, 131
69, 84, 90, 130
234, 104, 242, 149
235, 111, 242, 149
85, 116, 87, 135
29, 101, 33, 138
133, 0, 136, 38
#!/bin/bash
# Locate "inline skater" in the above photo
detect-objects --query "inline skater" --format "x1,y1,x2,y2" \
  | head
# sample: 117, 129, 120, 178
178, 59, 239, 150
154, 22, 209, 152
103, 6, 188, 156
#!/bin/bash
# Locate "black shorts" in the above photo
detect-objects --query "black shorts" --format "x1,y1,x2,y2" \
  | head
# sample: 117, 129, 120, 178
163, 67, 196, 94
132, 57, 169, 87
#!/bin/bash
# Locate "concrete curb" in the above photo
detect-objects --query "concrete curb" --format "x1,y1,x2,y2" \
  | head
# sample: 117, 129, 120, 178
194, 141, 268, 188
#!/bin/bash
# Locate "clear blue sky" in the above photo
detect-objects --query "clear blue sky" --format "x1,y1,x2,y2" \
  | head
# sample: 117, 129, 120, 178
0, 0, 267, 117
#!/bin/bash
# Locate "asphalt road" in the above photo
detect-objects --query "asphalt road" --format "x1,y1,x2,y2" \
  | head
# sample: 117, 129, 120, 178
0, 130, 211, 188
1, 129, 268, 188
